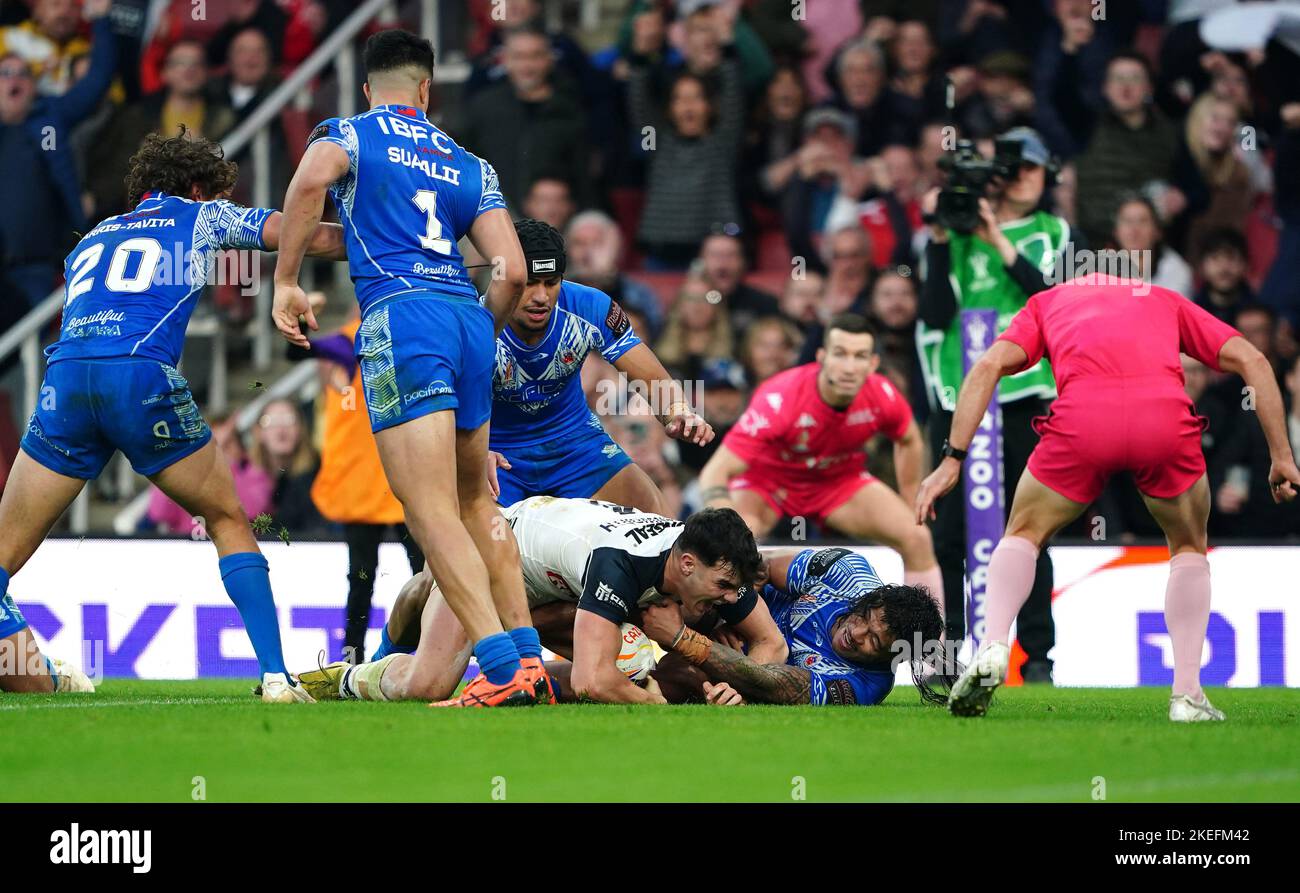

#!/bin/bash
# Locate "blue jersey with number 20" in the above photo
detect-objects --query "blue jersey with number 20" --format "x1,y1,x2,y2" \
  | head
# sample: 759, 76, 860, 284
45, 193, 271, 367
308, 104, 506, 314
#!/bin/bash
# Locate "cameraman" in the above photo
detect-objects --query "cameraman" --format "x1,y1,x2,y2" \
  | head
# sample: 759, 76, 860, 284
917, 127, 1077, 683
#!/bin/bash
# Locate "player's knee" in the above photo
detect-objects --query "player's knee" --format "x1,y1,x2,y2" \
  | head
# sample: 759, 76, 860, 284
901, 524, 936, 565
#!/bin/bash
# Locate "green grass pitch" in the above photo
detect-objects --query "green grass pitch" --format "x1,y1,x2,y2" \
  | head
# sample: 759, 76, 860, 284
2, 681, 1297, 802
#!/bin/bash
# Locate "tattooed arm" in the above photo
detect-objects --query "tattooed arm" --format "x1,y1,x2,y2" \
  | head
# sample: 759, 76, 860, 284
694, 638, 811, 705
642, 601, 809, 705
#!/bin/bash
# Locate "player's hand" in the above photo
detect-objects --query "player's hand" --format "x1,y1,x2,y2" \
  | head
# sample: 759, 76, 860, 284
642, 675, 668, 704
272, 282, 317, 349
711, 625, 745, 652
1268, 458, 1300, 504
640, 600, 685, 649
664, 406, 714, 446
485, 451, 511, 500
703, 681, 744, 706
915, 458, 961, 524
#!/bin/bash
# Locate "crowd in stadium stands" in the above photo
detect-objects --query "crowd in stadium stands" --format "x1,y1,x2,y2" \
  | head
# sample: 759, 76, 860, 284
2, 0, 1299, 542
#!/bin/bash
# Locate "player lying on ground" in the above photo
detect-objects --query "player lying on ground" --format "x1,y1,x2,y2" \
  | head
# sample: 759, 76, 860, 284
299, 497, 778, 704
272, 29, 546, 708
699, 313, 945, 615
360, 215, 711, 659
637, 546, 951, 706
0, 129, 347, 702
487, 218, 712, 516
917, 275, 1300, 721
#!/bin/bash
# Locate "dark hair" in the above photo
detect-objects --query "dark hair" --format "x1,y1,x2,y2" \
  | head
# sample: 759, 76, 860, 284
503, 22, 549, 46
1197, 226, 1249, 262
1233, 302, 1276, 325
363, 29, 434, 80
125, 127, 238, 210
668, 71, 716, 130
849, 583, 956, 706
825, 312, 878, 343
1106, 48, 1153, 84
675, 509, 763, 588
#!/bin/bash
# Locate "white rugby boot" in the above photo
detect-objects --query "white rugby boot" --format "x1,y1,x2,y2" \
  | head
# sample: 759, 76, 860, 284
947, 640, 1010, 717
261, 672, 315, 703
50, 657, 96, 693
1169, 692, 1225, 722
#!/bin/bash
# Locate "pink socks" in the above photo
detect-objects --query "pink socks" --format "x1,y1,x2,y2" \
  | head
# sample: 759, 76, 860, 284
1165, 552, 1211, 698
984, 536, 1040, 644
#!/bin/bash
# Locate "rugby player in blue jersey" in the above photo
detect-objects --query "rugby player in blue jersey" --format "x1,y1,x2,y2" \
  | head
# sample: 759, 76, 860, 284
271, 29, 547, 707
641, 547, 952, 706
0, 130, 347, 701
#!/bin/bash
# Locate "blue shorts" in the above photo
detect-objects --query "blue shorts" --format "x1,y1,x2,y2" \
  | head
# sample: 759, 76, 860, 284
356, 295, 495, 434
495, 422, 632, 506
21, 357, 211, 479
0, 593, 28, 639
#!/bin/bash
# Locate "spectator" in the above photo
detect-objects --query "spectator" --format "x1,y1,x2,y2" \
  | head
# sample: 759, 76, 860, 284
778, 270, 824, 332
770, 107, 865, 270
1211, 351, 1300, 539
954, 51, 1038, 141
738, 315, 802, 385
627, 47, 743, 268
695, 231, 780, 335
671, 0, 773, 96
823, 142, 926, 269
826, 38, 917, 157
211, 27, 276, 121
1066, 49, 1184, 250
655, 273, 735, 373
1174, 93, 1253, 263
1033, 0, 1117, 157
249, 398, 326, 535
1193, 227, 1253, 324
143, 412, 272, 535
521, 176, 576, 233
793, 226, 875, 363
743, 64, 807, 213
564, 210, 665, 337
675, 356, 749, 475
86, 40, 235, 221
462, 24, 589, 209
204, 0, 287, 69
1260, 102, 1300, 329
0, 2, 115, 312
1111, 194, 1194, 297
867, 266, 927, 421
889, 18, 945, 124
0, 0, 90, 96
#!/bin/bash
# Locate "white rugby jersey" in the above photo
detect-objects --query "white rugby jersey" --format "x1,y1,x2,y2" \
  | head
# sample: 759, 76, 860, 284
503, 496, 756, 626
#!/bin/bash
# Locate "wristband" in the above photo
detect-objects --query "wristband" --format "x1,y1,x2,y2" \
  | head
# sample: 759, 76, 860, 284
671, 624, 713, 666
941, 439, 968, 462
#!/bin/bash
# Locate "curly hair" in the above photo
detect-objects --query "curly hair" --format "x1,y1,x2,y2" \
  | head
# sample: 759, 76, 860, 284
849, 583, 960, 707
124, 127, 238, 210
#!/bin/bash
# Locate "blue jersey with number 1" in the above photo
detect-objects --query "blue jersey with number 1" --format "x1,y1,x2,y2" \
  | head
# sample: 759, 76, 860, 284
308, 104, 506, 314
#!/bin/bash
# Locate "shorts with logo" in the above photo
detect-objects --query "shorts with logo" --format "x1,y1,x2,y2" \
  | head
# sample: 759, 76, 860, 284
729, 469, 878, 527
494, 422, 632, 507
1, 593, 29, 638
356, 293, 495, 434
21, 357, 211, 480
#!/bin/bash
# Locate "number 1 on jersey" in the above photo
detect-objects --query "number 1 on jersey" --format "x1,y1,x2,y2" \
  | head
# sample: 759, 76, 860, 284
412, 189, 453, 254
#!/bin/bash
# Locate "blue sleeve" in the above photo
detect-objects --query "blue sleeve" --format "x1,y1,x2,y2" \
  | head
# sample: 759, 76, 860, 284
577, 548, 638, 625
306, 117, 358, 183
789, 548, 880, 596
570, 284, 641, 363
808, 668, 893, 706
474, 154, 506, 218
52, 17, 117, 124
202, 200, 274, 251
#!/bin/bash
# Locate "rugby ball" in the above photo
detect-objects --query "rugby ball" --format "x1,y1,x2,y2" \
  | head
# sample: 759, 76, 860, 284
616, 623, 658, 683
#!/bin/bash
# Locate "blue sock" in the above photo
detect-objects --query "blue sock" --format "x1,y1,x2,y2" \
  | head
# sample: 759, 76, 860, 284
474, 632, 521, 685
0, 565, 9, 599
508, 626, 542, 660
218, 552, 287, 676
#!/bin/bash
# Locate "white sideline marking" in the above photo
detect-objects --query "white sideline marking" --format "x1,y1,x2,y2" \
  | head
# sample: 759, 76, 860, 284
0, 697, 246, 711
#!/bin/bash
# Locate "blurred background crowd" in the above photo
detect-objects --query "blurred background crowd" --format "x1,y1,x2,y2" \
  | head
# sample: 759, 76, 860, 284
1, 0, 1299, 544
